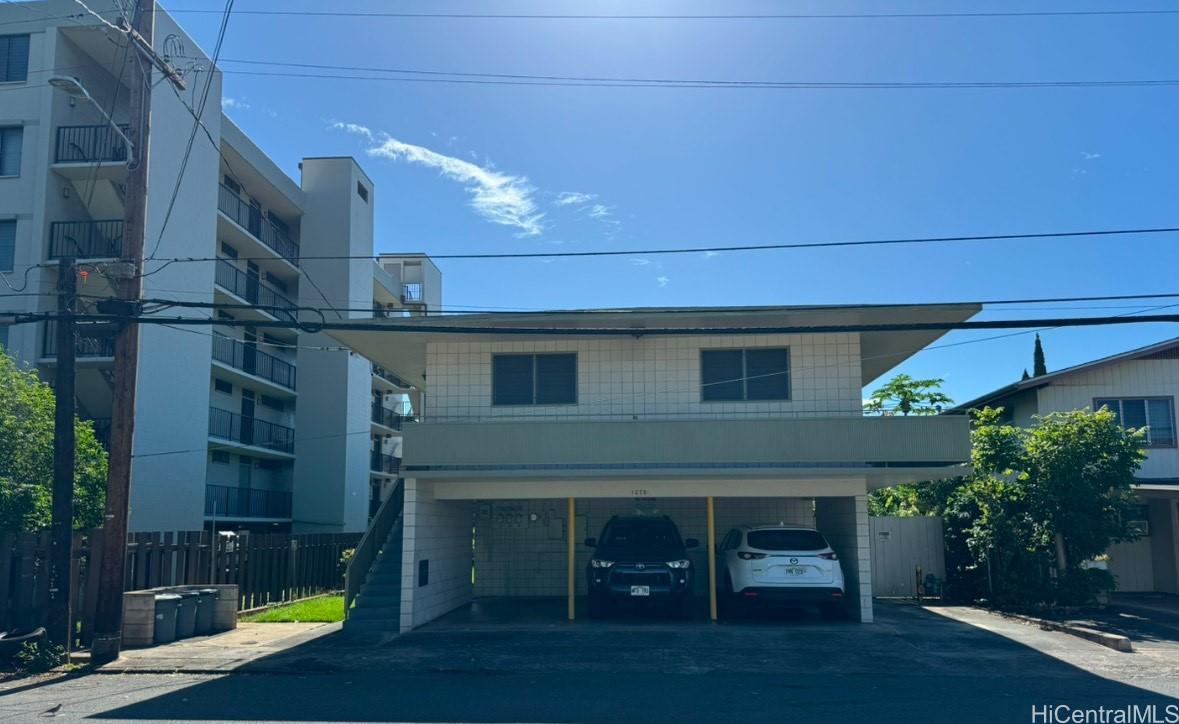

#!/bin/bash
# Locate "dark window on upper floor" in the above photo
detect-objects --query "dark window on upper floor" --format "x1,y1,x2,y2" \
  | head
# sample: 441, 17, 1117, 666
210, 450, 231, 464
0, 126, 21, 176
357, 181, 369, 203
0, 35, 30, 83
264, 272, 288, 292
222, 175, 241, 195
701, 348, 790, 402
214, 378, 233, 394
1095, 397, 1176, 448
0, 219, 15, 272
220, 242, 238, 258
492, 352, 577, 406
259, 394, 284, 411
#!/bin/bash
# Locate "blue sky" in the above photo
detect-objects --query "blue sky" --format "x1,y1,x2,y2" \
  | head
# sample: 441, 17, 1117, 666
170, 0, 1179, 404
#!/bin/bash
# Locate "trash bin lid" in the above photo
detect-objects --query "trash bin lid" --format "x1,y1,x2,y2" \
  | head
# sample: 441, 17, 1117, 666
154, 593, 181, 601
197, 588, 219, 596
176, 591, 200, 599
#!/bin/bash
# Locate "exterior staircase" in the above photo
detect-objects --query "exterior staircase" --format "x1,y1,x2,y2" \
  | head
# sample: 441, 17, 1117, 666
342, 481, 405, 634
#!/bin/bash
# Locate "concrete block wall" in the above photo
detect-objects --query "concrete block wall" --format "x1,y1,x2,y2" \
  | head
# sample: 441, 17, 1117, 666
815, 495, 873, 622
425, 333, 862, 422
473, 497, 815, 598
399, 480, 476, 631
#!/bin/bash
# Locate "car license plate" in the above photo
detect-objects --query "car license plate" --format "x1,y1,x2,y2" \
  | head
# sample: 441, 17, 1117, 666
630, 585, 650, 596
785, 567, 807, 576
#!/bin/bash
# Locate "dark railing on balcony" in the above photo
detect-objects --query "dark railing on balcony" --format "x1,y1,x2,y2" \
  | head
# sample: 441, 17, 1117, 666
371, 451, 401, 475
214, 259, 297, 320
42, 321, 116, 358
372, 364, 410, 389
217, 183, 300, 266
54, 124, 130, 163
205, 484, 293, 519
371, 403, 405, 431
49, 220, 123, 259
402, 282, 424, 305
208, 407, 295, 454
212, 333, 297, 390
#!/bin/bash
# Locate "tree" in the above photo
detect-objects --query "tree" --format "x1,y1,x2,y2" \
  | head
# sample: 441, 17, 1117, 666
863, 373, 953, 416
1021, 369, 1030, 381
0, 349, 108, 531
1033, 334, 1048, 377
945, 406, 1143, 606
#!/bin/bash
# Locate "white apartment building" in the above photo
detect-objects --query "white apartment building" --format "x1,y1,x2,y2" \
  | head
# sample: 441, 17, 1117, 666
0, 0, 439, 533
331, 304, 979, 632
955, 337, 1179, 596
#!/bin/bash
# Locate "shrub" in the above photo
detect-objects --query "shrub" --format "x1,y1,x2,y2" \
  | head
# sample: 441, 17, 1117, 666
15, 641, 65, 673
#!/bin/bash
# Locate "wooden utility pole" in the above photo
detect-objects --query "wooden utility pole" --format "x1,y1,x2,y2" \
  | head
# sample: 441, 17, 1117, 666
89, 1, 153, 665
47, 257, 77, 650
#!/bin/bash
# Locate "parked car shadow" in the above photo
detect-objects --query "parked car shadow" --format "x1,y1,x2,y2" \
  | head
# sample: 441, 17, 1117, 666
93, 600, 1178, 723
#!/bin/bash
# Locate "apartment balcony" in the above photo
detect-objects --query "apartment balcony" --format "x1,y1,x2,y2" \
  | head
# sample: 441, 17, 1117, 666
205, 484, 292, 520
402, 282, 424, 306
217, 183, 300, 267
208, 407, 295, 456
402, 416, 973, 486
371, 451, 401, 477
213, 258, 297, 322
48, 220, 123, 260
372, 363, 411, 392
52, 125, 130, 180
41, 321, 116, 361
371, 403, 408, 431
211, 333, 297, 392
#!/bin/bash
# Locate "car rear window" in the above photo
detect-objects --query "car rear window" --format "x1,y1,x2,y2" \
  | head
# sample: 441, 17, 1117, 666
746, 530, 828, 551
602, 520, 683, 548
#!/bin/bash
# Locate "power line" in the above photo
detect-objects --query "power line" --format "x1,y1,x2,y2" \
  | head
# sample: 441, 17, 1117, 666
134, 225, 1179, 270
205, 56, 1179, 91
163, 8, 1179, 21
213, 66, 1179, 91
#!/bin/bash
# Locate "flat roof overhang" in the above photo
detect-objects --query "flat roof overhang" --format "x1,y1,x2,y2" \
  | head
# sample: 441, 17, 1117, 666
324, 302, 982, 390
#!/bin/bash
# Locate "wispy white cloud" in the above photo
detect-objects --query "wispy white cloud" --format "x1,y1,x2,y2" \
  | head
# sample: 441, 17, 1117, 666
1081, 151, 1102, 160
588, 204, 613, 220
629, 258, 652, 266
656, 275, 670, 288
333, 123, 543, 237
221, 96, 250, 111
703, 251, 720, 259
555, 191, 596, 207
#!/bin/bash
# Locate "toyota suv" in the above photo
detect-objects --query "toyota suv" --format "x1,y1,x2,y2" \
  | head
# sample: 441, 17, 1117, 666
585, 515, 697, 617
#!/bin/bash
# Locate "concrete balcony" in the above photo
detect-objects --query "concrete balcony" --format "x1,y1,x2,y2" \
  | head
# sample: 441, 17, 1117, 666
205, 484, 292, 521
402, 415, 971, 484
217, 183, 300, 268
48, 220, 122, 260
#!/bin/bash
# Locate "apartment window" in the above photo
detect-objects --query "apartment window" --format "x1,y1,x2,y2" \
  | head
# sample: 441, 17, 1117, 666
357, 181, 369, 203
223, 175, 241, 195
256, 458, 283, 470
214, 378, 233, 394
0, 35, 30, 83
220, 242, 238, 258
210, 450, 231, 464
262, 333, 285, 347
701, 348, 790, 402
1096, 397, 1176, 447
492, 353, 577, 406
0, 127, 20, 176
0, 219, 15, 272
259, 394, 284, 411
264, 272, 287, 293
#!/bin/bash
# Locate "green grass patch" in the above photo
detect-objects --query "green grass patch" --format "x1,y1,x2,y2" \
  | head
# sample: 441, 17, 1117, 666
242, 595, 344, 623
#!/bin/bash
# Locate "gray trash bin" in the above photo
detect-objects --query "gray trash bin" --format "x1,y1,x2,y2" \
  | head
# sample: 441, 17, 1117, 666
153, 594, 182, 645
194, 589, 218, 635
175, 591, 199, 639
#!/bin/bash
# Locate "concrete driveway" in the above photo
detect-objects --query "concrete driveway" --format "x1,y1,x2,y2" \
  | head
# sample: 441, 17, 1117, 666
1, 601, 1176, 723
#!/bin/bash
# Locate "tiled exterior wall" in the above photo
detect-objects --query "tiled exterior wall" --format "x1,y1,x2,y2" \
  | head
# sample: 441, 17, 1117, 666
425, 333, 862, 422
399, 480, 475, 631
815, 495, 873, 622
1036, 359, 1179, 479
472, 497, 815, 598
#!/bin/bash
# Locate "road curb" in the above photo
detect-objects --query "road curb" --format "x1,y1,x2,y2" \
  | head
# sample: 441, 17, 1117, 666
994, 610, 1133, 652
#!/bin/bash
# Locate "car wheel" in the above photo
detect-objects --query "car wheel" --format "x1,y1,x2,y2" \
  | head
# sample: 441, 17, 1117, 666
820, 602, 847, 621
588, 595, 609, 619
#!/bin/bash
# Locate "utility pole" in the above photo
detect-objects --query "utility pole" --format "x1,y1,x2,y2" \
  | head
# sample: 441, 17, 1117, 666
47, 257, 77, 651
90, 0, 153, 665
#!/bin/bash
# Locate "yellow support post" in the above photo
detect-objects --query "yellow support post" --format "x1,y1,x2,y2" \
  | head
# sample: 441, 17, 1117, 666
707, 496, 718, 621
567, 497, 576, 621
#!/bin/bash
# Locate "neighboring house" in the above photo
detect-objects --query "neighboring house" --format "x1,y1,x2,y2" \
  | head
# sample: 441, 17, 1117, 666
331, 303, 979, 632
0, 0, 439, 533
952, 337, 1179, 595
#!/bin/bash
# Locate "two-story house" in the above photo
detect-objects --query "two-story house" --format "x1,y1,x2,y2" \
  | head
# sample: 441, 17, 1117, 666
331, 303, 979, 632
953, 337, 1179, 596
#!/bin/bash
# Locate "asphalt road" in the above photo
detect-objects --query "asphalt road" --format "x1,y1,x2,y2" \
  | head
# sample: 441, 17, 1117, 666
1, 602, 1176, 723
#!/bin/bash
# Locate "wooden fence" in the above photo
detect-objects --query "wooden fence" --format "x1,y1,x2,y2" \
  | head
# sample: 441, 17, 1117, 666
0, 529, 360, 645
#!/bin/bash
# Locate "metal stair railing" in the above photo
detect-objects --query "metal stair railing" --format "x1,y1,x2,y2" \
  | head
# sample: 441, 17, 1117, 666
344, 479, 405, 619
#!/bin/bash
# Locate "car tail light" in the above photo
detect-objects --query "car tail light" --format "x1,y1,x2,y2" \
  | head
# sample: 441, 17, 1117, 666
818, 552, 838, 560
737, 552, 767, 560
831, 590, 843, 598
